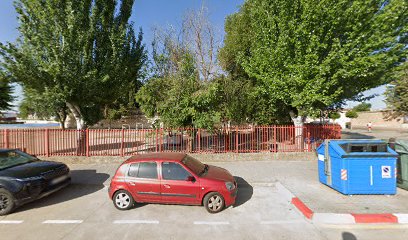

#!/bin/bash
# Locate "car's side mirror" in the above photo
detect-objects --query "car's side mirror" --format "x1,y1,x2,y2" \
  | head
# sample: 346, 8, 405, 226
186, 176, 196, 182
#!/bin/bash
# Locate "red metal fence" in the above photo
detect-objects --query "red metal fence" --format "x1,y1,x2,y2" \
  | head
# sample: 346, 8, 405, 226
0, 125, 341, 157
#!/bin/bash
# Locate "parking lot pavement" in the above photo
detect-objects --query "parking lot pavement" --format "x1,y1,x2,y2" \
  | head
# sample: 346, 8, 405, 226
2, 161, 408, 240
318, 225, 408, 240
0, 170, 324, 240
210, 161, 408, 214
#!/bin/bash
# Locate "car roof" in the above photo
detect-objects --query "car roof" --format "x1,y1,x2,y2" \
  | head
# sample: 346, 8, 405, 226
125, 152, 187, 163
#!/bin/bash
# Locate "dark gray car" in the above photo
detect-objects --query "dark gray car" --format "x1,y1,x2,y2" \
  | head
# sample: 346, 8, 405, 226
0, 149, 70, 215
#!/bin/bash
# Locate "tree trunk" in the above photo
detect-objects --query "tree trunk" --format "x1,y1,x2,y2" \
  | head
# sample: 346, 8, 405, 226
67, 102, 85, 130
56, 110, 67, 130
290, 110, 306, 151
58, 119, 65, 130
66, 102, 87, 155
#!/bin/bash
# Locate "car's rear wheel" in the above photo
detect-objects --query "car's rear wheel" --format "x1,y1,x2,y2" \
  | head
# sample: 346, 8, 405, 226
204, 192, 225, 214
113, 190, 134, 210
0, 189, 15, 216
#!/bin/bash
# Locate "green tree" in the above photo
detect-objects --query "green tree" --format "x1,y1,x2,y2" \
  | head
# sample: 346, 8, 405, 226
345, 110, 359, 119
353, 103, 372, 112
137, 12, 224, 129
220, 0, 408, 127
386, 63, 408, 116
0, 0, 146, 129
0, 79, 13, 111
19, 88, 68, 129
328, 112, 341, 121
136, 48, 221, 129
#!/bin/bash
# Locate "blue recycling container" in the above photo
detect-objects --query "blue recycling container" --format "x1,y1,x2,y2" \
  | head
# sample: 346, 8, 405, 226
316, 140, 398, 195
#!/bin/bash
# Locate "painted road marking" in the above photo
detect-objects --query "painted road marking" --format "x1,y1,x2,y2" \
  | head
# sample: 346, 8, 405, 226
394, 214, 408, 224
260, 220, 305, 225
113, 220, 159, 224
193, 221, 230, 225
42, 220, 83, 224
0, 220, 23, 224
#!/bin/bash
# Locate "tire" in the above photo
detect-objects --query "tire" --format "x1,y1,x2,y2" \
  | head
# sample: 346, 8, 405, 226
113, 190, 135, 210
203, 192, 225, 214
0, 189, 15, 216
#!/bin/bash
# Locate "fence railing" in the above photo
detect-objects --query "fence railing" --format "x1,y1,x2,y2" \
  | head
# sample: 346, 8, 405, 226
0, 125, 341, 157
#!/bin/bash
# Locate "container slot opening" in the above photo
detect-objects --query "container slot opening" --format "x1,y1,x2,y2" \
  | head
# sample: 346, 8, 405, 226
340, 143, 388, 153
350, 146, 364, 152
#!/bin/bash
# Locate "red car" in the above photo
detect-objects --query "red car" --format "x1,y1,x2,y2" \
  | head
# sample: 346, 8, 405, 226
108, 153, 237, 213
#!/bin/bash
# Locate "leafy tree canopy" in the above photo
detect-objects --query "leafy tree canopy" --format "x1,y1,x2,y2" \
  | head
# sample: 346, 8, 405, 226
345, 110, 359, 118
353, 102, 372, 112
0, 0, 147, 129
386, 62, 408, 116
328, 112, 341, 120
19, 87, 68, 128
0, 78, 14, 111
136, 47, 221, 129
220, 0, 408, 124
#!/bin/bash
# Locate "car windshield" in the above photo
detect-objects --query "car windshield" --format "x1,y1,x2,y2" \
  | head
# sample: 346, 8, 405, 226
181, 155, 206, 176
0, 150, 38, 170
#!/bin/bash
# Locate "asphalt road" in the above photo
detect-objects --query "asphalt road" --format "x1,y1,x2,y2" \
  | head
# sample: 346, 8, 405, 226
0, 162, 407, 240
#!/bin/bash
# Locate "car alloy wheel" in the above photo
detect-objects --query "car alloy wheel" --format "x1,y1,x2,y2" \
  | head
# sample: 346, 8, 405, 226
0, 189, 15, 216
204, 192, 225, 213
113, 190, 134, 210
0, 194, 9, 210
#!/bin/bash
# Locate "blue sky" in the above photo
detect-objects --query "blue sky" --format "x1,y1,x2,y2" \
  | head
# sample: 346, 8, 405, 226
0, 0, 386, 110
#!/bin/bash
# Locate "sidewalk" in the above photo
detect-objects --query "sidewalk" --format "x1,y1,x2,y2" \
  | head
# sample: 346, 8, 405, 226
342, 129, 408, 140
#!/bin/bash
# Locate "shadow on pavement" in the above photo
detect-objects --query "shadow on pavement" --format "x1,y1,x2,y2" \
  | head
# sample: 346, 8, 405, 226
15, 170, 110, 213
342, 232, 357, 240
233, 176, 253, 208
341, 131, 375, 139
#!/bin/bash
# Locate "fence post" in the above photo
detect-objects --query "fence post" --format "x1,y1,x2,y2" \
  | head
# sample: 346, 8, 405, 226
45, 129, 50, 157
86, 129, 90, 157
155, 128, 158, 152
273, 126, 277, 153
197, 128, 201, 153
307, 127, 311, 152
337, 125, 342, 139
159, 128, 163, 152
121, 128, 124, 157
235, 126, 239, 153
4, 129, 9, 149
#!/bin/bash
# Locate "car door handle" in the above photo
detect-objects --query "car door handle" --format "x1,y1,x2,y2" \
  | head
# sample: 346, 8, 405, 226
163, 184, 171, 189
129, 182, 136, 186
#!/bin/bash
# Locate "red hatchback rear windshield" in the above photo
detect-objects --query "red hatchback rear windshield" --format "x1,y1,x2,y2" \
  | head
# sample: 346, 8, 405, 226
181, 155, 205, 176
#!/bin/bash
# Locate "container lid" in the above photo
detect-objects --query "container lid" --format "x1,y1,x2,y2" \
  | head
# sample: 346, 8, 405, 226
395, 139, 408, 154
327, 140, 398, 158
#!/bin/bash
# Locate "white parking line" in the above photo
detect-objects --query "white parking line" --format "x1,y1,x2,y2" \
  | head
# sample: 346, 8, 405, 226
260, 220, 305, 225
0, 220, 24, 224
113, 220, 159, 224
42, 220, 83, 224
193, 221, 230, 225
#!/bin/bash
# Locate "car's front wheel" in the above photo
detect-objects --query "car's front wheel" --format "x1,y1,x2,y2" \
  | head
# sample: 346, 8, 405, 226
113, 190, 135, 210
204, 192, 225, 214
0, 189, 15, 216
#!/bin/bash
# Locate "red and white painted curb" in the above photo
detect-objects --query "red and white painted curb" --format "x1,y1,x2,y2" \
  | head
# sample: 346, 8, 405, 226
291, 197, 408, 224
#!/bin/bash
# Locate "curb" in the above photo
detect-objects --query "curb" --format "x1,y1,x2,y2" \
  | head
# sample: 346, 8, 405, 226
291, 198, 313, 219
290, 197, 408, 224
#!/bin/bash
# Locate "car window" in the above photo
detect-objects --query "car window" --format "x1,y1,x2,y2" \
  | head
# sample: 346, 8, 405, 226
162, 162, 191, 181
137, 162, 158, 179
0, 150, 37, 170
181, 155, 205, 175
128, 163, 139, 177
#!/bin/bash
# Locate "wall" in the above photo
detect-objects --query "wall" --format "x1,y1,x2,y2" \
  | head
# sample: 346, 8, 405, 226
351, 110, 408, 130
